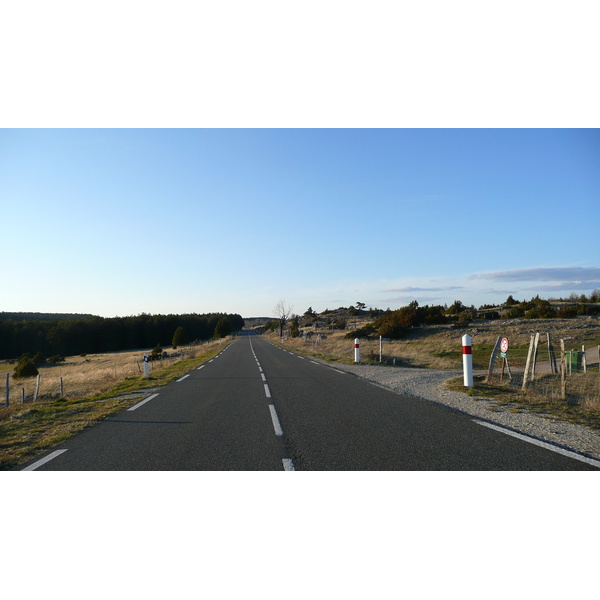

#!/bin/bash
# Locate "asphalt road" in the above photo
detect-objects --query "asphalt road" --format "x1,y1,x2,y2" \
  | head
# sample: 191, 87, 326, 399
21, 333, 599, 470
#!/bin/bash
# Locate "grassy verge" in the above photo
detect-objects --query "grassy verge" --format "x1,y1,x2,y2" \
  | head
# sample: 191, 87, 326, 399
0, 343, 230, 470
445, 375, 600, 430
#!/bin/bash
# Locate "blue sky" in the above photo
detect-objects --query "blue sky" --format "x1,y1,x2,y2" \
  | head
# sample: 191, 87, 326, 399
1, 128, 598, 318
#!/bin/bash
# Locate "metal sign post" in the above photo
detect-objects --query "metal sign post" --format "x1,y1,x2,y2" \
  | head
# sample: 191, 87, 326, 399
500, 338, 509, 383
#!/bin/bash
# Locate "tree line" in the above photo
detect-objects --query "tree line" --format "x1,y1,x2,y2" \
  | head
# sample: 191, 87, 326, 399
0, 312, 244, 360
266, 292, 600, 342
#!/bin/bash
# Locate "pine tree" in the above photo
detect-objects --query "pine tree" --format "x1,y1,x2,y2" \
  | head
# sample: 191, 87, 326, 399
172, 326, 187, 347
213, 317, 232, 339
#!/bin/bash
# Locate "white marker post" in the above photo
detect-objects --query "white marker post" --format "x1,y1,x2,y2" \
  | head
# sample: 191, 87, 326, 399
354, 338, 360, 363
462, 334, 473, 387
143, 354, 150, 378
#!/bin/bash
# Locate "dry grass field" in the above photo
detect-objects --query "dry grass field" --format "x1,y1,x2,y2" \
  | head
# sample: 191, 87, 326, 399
2, 339, 229, 404
266, 316, 600, 371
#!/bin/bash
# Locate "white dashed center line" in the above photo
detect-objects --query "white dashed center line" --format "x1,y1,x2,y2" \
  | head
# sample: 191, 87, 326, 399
269, 405, 283, 436
128, 393, 160, 411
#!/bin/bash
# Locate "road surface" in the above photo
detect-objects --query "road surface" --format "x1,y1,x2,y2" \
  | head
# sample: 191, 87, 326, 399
21, 333, 600, 470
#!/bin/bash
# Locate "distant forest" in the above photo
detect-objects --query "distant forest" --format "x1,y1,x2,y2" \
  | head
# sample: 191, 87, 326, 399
0, 312, 244, 360
0, 312, 95, 322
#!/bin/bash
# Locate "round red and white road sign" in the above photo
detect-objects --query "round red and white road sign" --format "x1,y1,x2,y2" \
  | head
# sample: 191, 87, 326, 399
500, 338, 509, 353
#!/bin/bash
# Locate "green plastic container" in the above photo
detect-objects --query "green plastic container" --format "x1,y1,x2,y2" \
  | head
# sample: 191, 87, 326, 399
565, 350, 582, 372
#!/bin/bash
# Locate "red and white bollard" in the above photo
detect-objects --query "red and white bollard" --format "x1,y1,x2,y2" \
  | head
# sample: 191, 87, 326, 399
462, 334, 473, 387
354, 338, 360, 363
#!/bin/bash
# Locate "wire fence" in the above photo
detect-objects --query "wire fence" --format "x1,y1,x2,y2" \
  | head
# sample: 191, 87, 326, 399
2, 339, 227, 408
486, 334, 600, 409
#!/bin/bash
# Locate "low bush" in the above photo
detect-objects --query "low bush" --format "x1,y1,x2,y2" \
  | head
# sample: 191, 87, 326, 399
47, 355, 65, 364
14, 358, 39, 379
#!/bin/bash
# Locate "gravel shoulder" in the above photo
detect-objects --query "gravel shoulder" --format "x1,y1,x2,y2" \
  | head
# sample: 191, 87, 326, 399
330, 362, 600, 462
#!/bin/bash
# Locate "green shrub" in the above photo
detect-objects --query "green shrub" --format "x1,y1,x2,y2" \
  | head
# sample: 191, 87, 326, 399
33, 352, 46, 365
345, 323, 377, 339
557, 306, 578, 318
507, 306, 525, 318
47, 355, 65, 363
14, 358, 39, 379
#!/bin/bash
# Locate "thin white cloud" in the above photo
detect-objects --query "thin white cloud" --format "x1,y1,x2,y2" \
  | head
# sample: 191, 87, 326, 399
380, 295, 446, 305
471, 267, 600, 282
524, 281, 600, 292
382, 286, 464, 293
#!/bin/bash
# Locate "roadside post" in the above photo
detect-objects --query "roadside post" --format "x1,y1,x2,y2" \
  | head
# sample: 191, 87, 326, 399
462, 334, 473, 387
354, 338, 360, 363
143, 354, 149, 378
5, 373, 9, 407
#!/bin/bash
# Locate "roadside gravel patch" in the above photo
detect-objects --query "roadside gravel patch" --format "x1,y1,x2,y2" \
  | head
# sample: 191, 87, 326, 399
330, 362, 600, 462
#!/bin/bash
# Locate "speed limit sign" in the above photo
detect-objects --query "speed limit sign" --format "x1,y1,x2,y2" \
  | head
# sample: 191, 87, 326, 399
500, 338, 509, 354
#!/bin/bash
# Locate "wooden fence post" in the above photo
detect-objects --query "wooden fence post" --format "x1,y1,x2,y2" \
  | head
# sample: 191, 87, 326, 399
522, 335, 535, 390
547, 333, 557, 374
582, 345, 587, 374
59, 377, 64, 398
504, 356, 513, 380
33, 374, 40, 402
21, 388, 25, 404
5, 373, 9, 407
531, 332, 540, 382
486, 336, 502, 383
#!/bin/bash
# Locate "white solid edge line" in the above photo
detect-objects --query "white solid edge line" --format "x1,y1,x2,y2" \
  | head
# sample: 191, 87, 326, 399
22, 449, 68, 471
176, 374, 190, 382
128, 393, 160, 411
264, 384, 272, 398
282, 458, 295, 471
269, 405, 283, 436
474, 420, 600, 469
